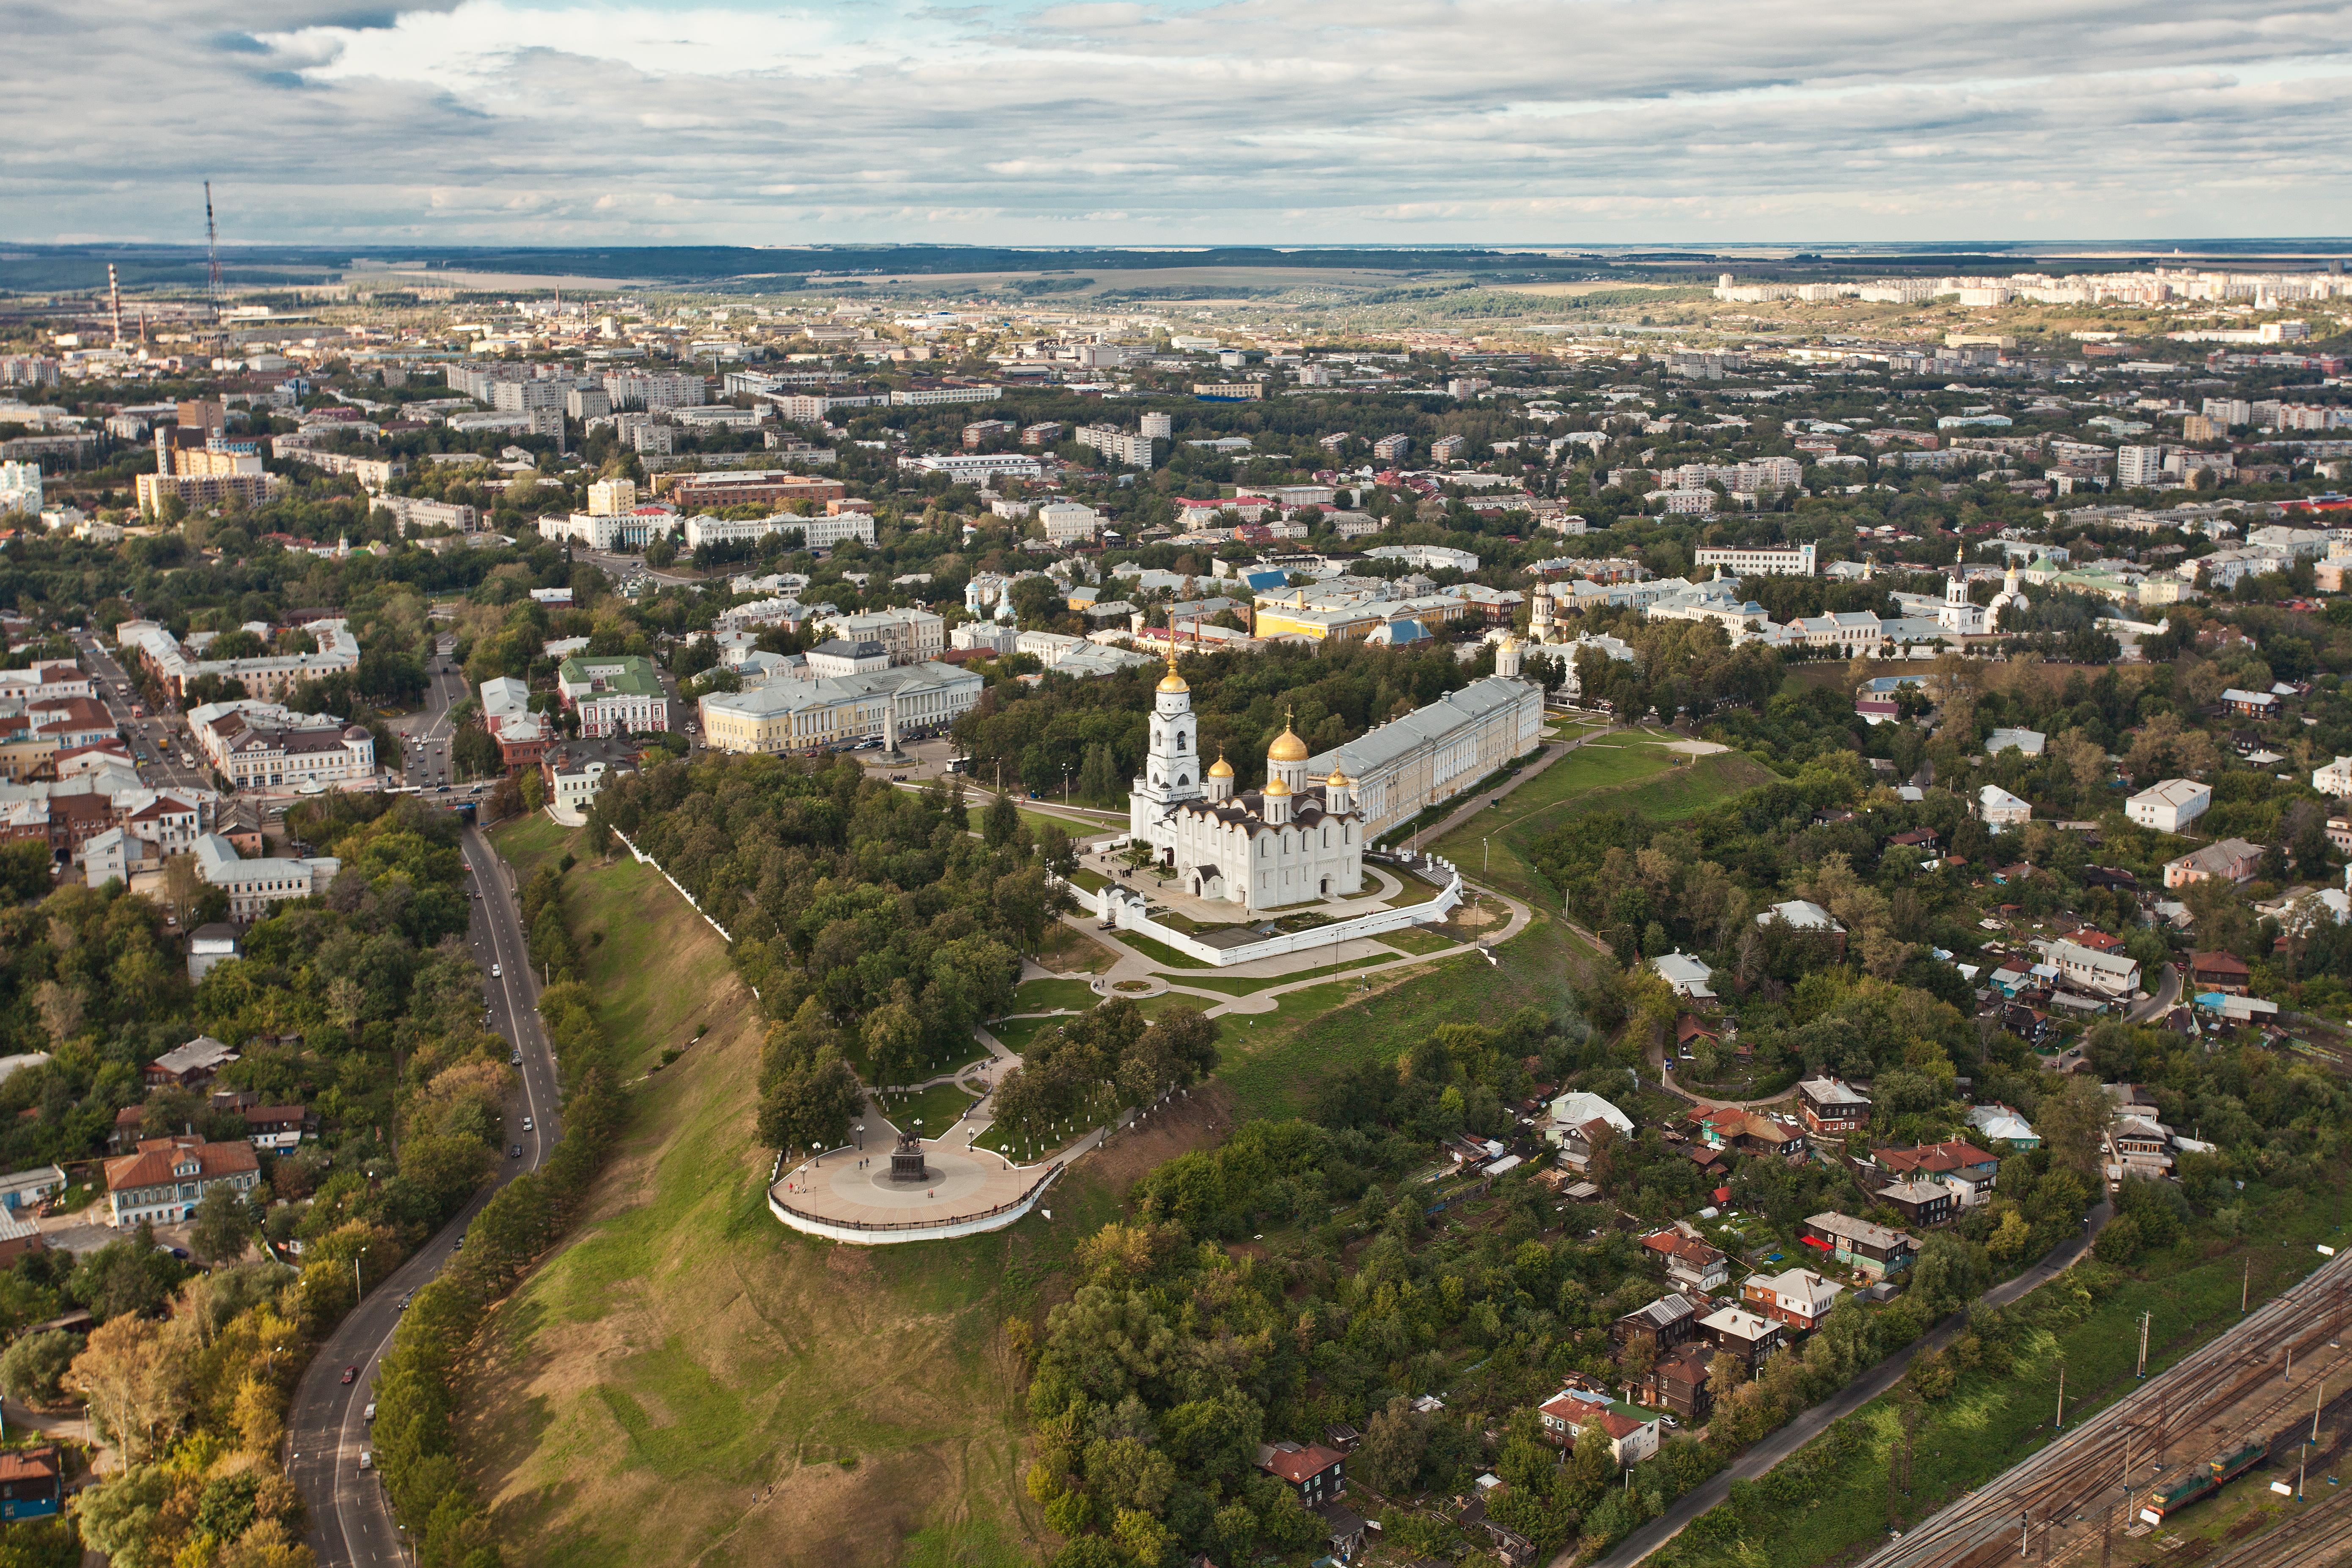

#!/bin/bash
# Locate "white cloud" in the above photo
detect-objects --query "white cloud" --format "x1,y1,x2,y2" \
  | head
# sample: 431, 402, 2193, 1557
3, 0, 2350, 243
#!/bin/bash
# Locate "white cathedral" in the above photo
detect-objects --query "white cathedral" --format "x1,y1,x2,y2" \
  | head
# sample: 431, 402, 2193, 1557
1128, 652, 1367, 914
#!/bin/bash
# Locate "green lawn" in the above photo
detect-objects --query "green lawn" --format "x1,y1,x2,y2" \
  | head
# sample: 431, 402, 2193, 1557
990, 1015, 1063, 1055
1378, 927, 1465, 956
490, 813, 578, 881
973, 1084, 1127, 1161
874, 1079, 981, 1137
1010, 977, 1098, 1014
1662, 1185, 2352, 1568
1165, 958, 1379, 997
1215, 911, 1585, 1119
1429, 746, 1774, 909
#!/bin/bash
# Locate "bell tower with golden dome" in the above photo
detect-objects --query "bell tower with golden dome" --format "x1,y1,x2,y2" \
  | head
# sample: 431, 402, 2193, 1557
1130, 642, 1204, 847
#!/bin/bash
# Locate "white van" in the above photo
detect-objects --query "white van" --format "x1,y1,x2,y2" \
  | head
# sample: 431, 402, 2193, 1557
358, 1451, 372, 1472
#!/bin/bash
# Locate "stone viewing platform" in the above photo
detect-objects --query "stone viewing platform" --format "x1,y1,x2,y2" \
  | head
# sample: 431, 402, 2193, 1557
767, 1136, 1066, 1244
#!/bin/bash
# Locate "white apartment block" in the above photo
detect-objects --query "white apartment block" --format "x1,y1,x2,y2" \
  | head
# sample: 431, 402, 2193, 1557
2116, 445, 2167, 487
890, 385, 1003, 407
116, 619, 361, 702
191, 833, 341, 923
380, 494, 478, 535
2126, 778, 2212, 833
1072, 424, 1159, 467
2314, 757, 2352, 798
0, 460, 41, 516
1038, 502, 1103, 545
1694, 543, 1818, 577
604, 372, 708, 410
681, 511, 877, 551
903, 452, 1042, 483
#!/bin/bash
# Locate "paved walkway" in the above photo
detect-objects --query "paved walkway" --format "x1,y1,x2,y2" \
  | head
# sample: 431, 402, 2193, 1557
1585, 1198, 2116, 1568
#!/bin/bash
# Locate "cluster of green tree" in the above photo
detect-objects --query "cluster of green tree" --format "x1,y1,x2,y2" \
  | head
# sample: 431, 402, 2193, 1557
990, 999, 1219, 1143
954, 638, 1480, 797
0, 791, 522, 1563
369, 967, 629, 1568
583, 757, 1041, 1117
1558, 615, 1784, 720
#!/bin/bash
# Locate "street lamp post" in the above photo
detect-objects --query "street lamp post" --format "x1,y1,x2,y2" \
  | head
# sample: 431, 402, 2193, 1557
355, 1246, 368, 1299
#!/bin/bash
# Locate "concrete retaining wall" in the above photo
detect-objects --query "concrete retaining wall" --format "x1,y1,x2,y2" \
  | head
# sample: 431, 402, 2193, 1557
1061, 860, 1462, 967
767, 1161, 1066, 1246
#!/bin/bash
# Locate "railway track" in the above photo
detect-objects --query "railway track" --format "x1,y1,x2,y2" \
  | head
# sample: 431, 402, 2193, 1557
2199, 1480, 2352, 1568
1856, 1249, 2352, 1568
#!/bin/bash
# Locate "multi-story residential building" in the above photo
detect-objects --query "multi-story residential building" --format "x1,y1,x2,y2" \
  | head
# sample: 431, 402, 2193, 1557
539, 735, 643, 818
603, 372, 707, 410
1698, 1306, 1786, 1373
1876, 1180, 1955, 1228
1693, 543, 1818, 577
2162, 838, 2265, 890
1191, 382, 1263, 401
190, 700, 375, 790
104, 1134, 260, 1227
2314, 756, 2352, 798
2116, 445, 2167, 487
1037, 501, 1103, 546
0, 460, 41, 516
816, 607, 945, 666
1371, 434, 1412, 462
1796, 1076, 1871, 1137
1802, 1212, 1918, 1278
901, 452, 1043, 483
191, 833, 341, 923
115, 620, 361, 701
2126, 778, 2212, 833
380, 494, 478, 535
1741, 1268, 1844, 1333
1979, 784, 2033, 833
1071, 424, 1159, 467
2044, 938, 2142, 997
0, 662, 91, 705
555, 656, 668, 736
664, 472, 846, 511
889, 384, 1003, 407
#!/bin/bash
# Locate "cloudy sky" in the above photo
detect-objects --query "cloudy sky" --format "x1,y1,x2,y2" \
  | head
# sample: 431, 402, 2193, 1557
7, 0, 2352, 245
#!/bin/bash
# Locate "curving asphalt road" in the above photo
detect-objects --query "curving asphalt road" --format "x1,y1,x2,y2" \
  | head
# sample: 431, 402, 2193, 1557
1583, 1198, 2115, 1568
286, 824, 562, 1568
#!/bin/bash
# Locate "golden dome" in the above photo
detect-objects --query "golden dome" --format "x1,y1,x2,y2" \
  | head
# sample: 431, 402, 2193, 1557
1325, 767, 1349, 787
1157, 669, 1190, 694
1263, 776, 1293, 798
1208, 754, 1234, 779
1267, 725, 1309, 763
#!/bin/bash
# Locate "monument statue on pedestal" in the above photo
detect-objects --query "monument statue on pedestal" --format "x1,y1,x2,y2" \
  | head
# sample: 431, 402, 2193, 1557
888, 1129, 929, 1183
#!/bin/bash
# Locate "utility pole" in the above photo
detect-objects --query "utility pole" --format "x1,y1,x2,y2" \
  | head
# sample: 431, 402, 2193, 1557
2056, 1362, 2066, 1430
2244, 1256, 2252, 1314
2138, 1311, 2151, 1379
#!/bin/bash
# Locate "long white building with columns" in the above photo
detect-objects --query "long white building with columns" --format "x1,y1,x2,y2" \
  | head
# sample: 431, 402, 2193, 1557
1128, 656, 1366, 912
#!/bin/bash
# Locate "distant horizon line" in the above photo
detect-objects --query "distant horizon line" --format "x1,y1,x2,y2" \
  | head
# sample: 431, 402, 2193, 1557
8, 238, 2352, 255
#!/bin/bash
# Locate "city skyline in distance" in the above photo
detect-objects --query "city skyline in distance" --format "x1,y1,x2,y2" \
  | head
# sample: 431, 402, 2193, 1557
8, 0, 2352, 247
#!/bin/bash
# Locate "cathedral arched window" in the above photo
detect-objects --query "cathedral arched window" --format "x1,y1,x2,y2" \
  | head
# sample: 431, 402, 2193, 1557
1176, 734, 1187, 750
1178, 774, 1190, 786
1322, 826, 1331, 847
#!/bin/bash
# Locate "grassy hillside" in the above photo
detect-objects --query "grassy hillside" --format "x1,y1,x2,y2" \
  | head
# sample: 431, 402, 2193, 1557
1214, 742, 1774, 1120
459, 819, 1112, 1568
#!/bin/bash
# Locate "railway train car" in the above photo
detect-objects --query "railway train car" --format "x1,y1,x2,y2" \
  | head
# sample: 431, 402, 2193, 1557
2137, 1441, 2267, 1525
